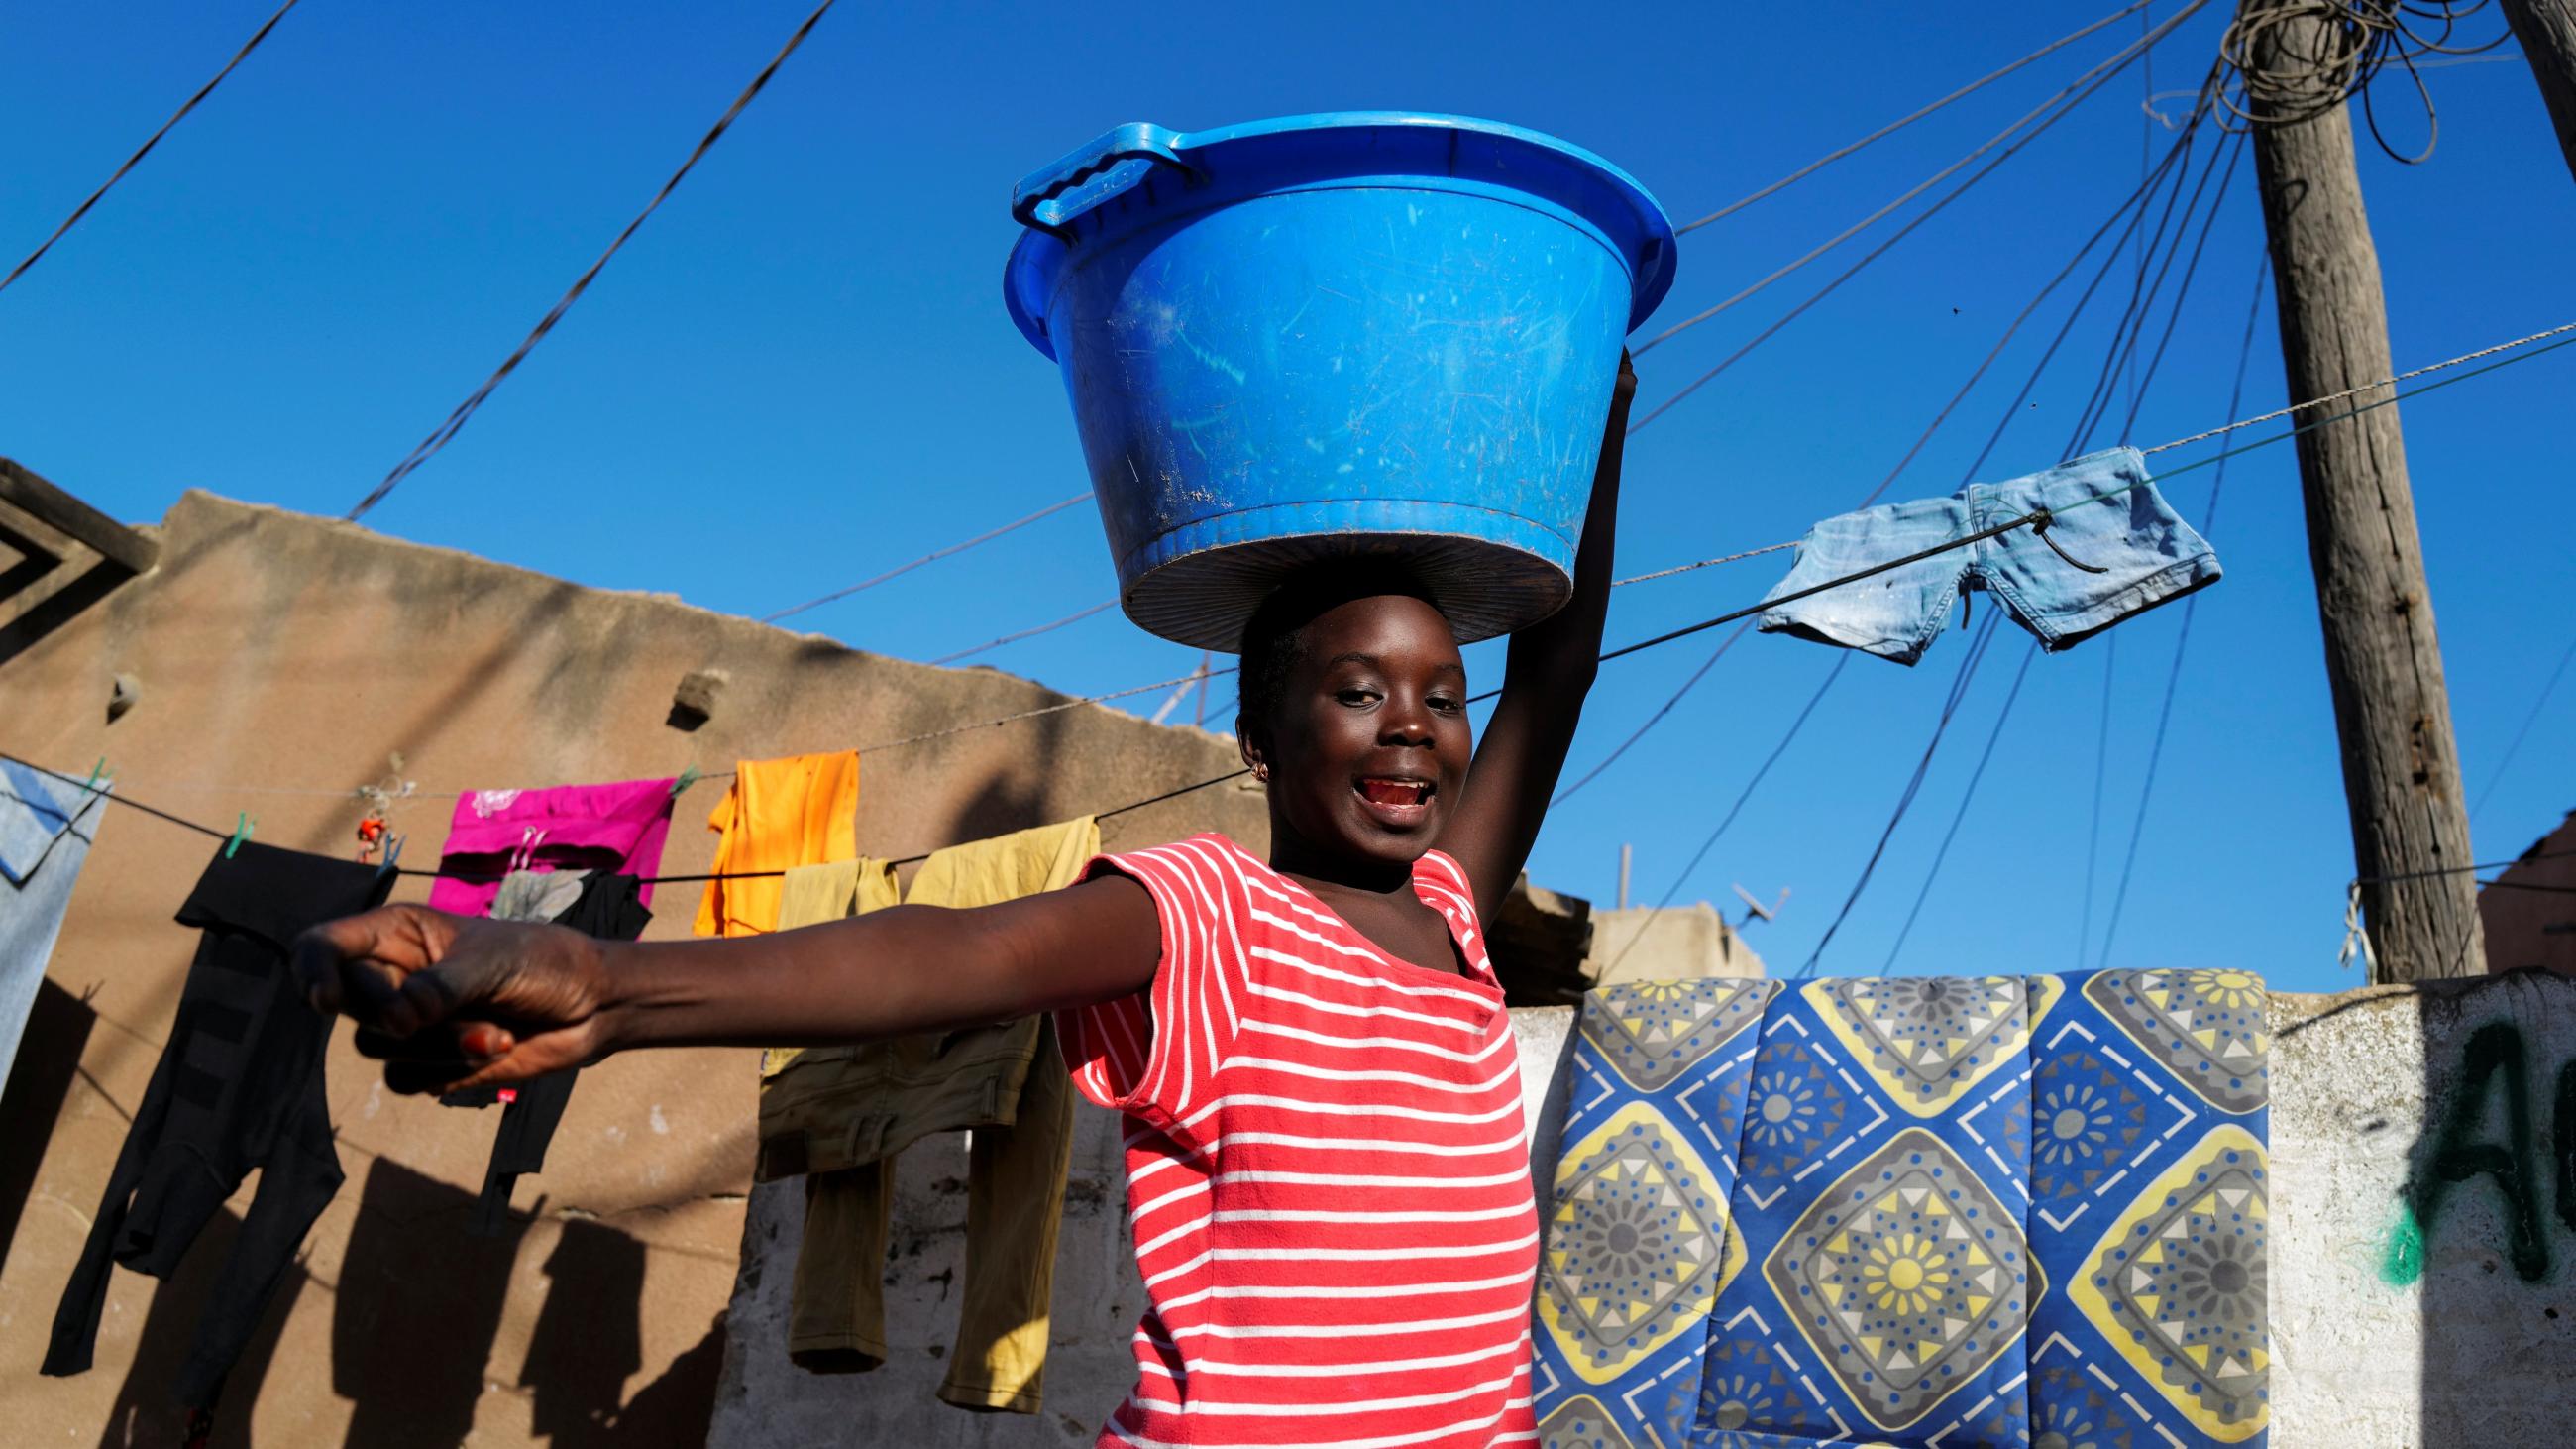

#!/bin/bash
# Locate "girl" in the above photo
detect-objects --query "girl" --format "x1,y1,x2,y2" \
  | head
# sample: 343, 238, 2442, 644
295, 352, 1635, 1447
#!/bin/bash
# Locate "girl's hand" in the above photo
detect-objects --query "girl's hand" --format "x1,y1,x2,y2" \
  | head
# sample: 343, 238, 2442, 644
292, 905, 615, 1094
1612, 347, 1637, 406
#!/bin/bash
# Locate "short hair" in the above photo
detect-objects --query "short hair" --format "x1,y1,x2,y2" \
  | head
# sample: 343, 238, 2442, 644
1234, 567, 1444, 745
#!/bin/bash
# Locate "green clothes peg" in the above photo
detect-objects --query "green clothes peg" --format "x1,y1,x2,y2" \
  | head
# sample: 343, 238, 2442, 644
671, 765, 700, 799
224, 812, 254, 859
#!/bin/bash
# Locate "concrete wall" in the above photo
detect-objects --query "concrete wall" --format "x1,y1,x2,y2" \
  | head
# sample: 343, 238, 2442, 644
710, 977, 2576, 1448
1585, 902, 1768, 984
0, 492, 1266, 1446
2269, 970, 2576, 1445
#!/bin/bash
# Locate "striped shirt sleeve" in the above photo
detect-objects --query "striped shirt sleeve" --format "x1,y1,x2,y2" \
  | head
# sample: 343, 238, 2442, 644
1053, 835, 1248, 1136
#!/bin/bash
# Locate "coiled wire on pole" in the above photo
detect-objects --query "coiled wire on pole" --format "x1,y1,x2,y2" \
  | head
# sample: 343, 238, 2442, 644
2214, 0, 2509, 162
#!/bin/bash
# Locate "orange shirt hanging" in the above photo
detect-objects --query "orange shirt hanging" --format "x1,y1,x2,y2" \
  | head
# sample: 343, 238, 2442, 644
693, 751, 859, 937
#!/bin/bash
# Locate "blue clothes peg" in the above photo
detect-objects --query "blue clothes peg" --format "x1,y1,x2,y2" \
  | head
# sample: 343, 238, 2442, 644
376, 833, 405, 882
224, 812, 254, 859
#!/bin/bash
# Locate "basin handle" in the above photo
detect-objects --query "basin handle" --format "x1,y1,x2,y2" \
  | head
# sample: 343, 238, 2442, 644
1012, 123, 1203, 238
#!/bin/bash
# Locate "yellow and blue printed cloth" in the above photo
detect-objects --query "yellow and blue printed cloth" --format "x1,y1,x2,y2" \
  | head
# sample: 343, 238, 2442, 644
1533, 970, 2270, 1448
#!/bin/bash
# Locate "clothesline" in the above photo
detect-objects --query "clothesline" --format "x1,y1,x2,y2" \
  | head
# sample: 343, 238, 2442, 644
10, 305, 2565, 881
1612, 317, 2576, 589
10, 310, 2568, 875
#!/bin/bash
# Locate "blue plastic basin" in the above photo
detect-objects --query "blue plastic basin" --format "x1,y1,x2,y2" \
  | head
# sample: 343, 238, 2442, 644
1005, 112, 1676, 651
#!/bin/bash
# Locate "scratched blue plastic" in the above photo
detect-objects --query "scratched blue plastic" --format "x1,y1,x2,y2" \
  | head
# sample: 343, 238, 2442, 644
1005, 112, 1677, 650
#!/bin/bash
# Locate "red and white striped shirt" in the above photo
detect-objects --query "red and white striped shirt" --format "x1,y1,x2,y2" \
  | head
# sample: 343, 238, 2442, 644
1056, 835, 1539, 1449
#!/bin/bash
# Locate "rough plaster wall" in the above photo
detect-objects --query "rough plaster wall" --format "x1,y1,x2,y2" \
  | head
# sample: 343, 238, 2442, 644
2270, 972, 2576, 1446
0, 492, 1266, 1446
706, 1008, 1577, 1448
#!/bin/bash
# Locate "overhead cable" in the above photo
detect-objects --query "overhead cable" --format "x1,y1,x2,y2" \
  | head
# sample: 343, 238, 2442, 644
2215, 0, 2510, 162
346, 0, 841, 522
1793, 612, 2006, 978
1597, 654, 1852, 977
2096, 260, 2270, 967
1670, 0, 2157, 236
925, 599, 1116, 666
1631, 0, 2208, 365
2467, 633, 2576, 822
1876, 640, 2041, 975
1627, 2, 2207, 434
0, 0, 302, 299
2143, 319, 2576, 454
764, 493, 1091, 625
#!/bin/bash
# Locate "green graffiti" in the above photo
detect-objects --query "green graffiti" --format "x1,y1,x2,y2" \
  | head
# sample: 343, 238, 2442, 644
2397, 1022, 2555, 1284
2380, 1208, 2426, 1287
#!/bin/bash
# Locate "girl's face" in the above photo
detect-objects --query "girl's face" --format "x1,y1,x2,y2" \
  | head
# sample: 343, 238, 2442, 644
1247, 592, 1473, 875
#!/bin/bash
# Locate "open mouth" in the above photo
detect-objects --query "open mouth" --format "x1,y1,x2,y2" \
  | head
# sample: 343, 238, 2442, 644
1355, 776, 1435, 822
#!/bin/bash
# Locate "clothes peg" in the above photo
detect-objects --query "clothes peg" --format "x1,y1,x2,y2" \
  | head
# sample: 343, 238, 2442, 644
82, 756, 107, 794
670, 764, 701, 799
376, 834, 405, 882
224, 812, 254, 859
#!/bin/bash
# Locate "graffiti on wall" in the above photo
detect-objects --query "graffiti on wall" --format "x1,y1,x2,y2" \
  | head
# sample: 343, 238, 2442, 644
2382, 1021, 2576, 1286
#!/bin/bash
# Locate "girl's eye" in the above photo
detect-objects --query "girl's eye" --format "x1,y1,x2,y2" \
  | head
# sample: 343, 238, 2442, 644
1336, 687, 1380, 706
1430, 694, 1464, 713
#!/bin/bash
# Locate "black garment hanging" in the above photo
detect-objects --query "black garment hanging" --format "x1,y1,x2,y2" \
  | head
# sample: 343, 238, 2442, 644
438, 870, 650, 1235
43, 841, 393, 1407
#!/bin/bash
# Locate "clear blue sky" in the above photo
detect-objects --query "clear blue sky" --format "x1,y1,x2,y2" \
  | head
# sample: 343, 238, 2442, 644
6, 2, 2568, 993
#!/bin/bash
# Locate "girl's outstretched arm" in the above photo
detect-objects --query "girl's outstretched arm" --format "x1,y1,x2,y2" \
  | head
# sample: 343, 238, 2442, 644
1440, 350, 1635, 918
293, 876, 1160, 1095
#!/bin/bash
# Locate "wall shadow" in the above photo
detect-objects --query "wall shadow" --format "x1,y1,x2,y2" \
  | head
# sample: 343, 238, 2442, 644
2401, 968, 2576, 1445
329, 1157, 720, 1447
0, 978, 96, 1279
519, 1219, 645, 1442
331, 1158, 529, 1447
92, 1207, 305, 1449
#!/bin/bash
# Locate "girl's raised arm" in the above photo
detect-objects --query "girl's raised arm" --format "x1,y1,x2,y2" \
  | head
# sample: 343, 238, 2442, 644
1439, 351, 1636, 918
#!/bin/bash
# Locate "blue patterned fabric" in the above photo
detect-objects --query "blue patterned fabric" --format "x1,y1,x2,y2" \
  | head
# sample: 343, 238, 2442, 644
1533, 971, 2270, 1448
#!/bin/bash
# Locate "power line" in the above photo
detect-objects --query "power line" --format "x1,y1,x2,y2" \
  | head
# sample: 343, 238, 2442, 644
1, 0, 302, 299
2115, 132, 2250, 440
1877, 640, 2041, 974
1794, 612, 2006, 978
1549, 623, 1751, 806
1671, 0, 2158, 236
1634, 0, 2206, 359
763, 492, 1091, 625
925, 599, 1115, 666
1560, 34, 2220, 801
2095, 259, 2270, 966
2076, 634, 2118, 969
346, 0, 841, 522
2067, 126, 2247, 454
2468, 633, 2576, 822
1598, 654, 1851, 978
1627, 3, 2208, 434
1869, 107, 2237, 978
2148, 318, 2576, 454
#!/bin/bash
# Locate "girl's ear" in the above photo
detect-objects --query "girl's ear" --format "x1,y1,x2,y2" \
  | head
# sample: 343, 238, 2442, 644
1237, 726, 1271, 784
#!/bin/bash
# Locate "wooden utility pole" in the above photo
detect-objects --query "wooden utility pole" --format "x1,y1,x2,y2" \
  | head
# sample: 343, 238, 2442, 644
2504, 0, 2576, 183
2243, 5, 2485, 979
